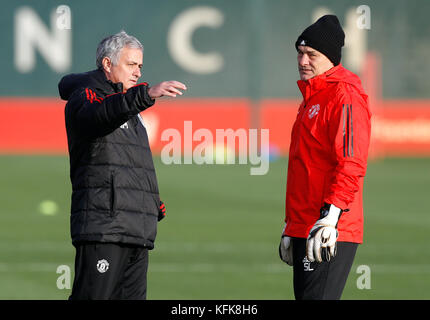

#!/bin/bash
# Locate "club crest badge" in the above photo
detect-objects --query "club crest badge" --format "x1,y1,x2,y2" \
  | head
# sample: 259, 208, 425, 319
308, 104, 320, 119
96, 259, 109, 273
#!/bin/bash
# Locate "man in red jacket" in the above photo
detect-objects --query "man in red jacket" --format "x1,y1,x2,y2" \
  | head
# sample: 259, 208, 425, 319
279, 15, 371, 300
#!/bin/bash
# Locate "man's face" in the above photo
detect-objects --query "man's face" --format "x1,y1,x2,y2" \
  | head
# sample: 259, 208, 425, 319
297, 45, 334, 81
103, 46, 143, 91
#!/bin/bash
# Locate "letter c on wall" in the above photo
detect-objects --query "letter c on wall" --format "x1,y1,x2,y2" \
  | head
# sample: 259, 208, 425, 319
167, 6, 224, 74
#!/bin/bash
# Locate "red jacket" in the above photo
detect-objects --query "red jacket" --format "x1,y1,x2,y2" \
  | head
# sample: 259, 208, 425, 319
284, 64, 371, 243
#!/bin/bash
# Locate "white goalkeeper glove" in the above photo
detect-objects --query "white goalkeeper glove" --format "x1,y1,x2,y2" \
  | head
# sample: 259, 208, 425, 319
279, 223, 293, 266
306, 203, 343, 263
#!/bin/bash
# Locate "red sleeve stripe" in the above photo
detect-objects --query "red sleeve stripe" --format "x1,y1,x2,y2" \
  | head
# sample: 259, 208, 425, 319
85, 83, 148, 103
103, 82, 148, 98
130, 82, 148, 89
104, 92, 120, 99
85, 88, 104, 104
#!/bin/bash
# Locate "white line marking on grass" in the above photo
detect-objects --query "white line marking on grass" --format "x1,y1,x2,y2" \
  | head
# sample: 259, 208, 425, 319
0, 262, 429, 275
0, 263, 68, 273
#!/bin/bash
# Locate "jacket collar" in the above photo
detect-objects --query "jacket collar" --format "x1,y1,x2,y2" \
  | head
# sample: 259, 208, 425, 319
91, 69, 124, 95
58, 68, 125, 100
297, 64, 343, 101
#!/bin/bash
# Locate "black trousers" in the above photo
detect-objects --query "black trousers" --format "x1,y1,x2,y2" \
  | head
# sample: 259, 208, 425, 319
292, 238, 358, 300
69, 242, 149, 300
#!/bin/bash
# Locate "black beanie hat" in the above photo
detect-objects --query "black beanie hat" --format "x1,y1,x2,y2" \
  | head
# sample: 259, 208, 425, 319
295, 15, 345, 66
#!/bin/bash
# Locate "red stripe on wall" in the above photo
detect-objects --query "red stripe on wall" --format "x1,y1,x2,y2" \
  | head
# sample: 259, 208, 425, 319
0, 98, 68, 154
0, 98, 251, 155
0, 97, 430, 157
260, 99, 430, 157
259, 99, 300, 155
141, 98, 251, 153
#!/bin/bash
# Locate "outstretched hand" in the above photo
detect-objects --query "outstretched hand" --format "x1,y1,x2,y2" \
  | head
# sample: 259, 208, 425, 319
147, 81, 187, 99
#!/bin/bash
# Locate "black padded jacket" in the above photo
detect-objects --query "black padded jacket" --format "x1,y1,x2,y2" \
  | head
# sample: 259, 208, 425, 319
58, 69, 159, 248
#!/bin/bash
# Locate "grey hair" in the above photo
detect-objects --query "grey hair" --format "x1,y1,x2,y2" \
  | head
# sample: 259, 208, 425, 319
96, 31, 143, 69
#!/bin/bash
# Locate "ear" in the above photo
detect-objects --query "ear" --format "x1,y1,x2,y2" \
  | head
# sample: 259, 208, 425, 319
102, 57, 112, 73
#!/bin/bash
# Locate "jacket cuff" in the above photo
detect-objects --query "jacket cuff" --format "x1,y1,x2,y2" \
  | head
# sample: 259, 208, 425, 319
137, 83, 155, 110
323, 196, 349, 212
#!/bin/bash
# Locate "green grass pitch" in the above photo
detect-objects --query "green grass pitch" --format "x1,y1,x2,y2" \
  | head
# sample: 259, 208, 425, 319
0, 155, 429, 299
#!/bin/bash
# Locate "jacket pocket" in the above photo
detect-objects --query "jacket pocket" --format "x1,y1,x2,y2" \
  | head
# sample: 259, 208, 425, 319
110, 170, 116, 217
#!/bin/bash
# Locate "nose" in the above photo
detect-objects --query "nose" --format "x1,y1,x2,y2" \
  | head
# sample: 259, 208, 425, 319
298, 53, 309, 67
133, 67, 141, 79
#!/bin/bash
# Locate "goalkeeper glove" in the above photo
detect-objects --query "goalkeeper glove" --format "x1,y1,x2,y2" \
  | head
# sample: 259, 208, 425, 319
306, 203, 344, 263
279, 223, 293, 266
158, 201, 166, 221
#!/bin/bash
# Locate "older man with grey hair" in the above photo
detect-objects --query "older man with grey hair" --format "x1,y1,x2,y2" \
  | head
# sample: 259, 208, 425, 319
58, 31, 186, 300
